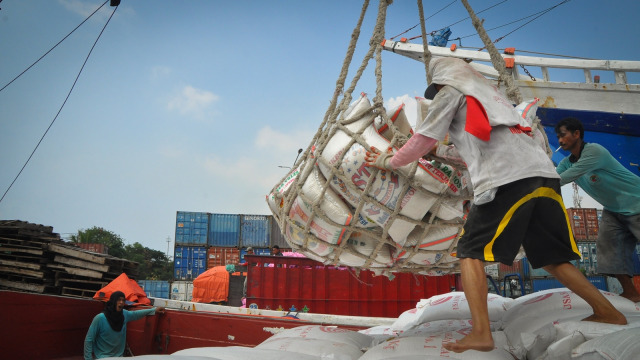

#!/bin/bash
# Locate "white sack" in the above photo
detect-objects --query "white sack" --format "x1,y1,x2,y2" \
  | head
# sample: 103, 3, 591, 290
359, 330, 515, 360
391, 292, 512, 332
174, 346, 319, 360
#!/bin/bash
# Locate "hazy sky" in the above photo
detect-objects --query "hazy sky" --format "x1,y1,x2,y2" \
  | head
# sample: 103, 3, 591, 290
1, 0, 638, 253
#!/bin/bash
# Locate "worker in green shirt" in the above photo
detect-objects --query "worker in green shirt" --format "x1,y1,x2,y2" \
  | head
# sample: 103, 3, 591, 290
556, 117, 640, 303
84, 291, 165, 359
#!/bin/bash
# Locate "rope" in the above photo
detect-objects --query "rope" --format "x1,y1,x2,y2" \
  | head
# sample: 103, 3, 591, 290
269, 0, 472, 276
459, 0, 553, 157
417, 0, 431, 84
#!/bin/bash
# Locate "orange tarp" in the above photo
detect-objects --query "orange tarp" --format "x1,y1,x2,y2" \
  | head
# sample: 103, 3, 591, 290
93, 272, 151, 306
192, 266, 229, 303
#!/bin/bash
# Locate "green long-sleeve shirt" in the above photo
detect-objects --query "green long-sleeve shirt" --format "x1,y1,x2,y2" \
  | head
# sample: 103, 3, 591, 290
84, 307, 156, 359
556, 143, 640, 215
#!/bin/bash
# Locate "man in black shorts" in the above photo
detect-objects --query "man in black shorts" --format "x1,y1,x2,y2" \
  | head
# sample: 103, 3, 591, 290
366, 57, 627, 353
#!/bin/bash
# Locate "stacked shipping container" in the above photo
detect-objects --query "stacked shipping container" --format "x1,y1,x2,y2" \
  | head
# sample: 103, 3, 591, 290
566, 208, 599, 241
174, 211, 291, 280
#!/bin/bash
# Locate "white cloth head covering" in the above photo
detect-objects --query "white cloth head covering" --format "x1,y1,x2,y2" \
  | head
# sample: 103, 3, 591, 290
428, 57, 530, 132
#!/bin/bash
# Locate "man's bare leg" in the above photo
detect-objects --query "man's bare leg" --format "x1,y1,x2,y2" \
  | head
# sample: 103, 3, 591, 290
615, 274, 640, 303
543, 262, 627, 324
443, 258, 494, 353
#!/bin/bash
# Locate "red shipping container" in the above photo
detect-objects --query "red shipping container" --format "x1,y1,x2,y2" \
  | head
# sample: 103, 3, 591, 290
567, 208, 588, 241
76, 243, 109, 254
498, 260, 523, 279
245, 255, 458, 318
207, 247, 240, 268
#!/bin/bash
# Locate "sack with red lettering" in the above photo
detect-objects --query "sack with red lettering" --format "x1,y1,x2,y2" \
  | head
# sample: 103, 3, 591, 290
502, 288, 640, 359
359, 330, 515, 360
390, 292, 513, 332
256, 325, 372, 359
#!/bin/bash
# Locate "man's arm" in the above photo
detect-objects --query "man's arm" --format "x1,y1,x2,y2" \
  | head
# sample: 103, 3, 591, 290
557, 144, 607, 186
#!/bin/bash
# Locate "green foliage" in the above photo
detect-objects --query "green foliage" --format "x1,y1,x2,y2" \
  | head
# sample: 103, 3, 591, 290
70, 226, 126, 258
124, 242, 173, 281
71, 227, 173, 281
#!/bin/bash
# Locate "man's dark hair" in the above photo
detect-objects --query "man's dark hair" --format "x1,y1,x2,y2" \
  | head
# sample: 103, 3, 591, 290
272, 245, 280, 250
555, 117, 584, 139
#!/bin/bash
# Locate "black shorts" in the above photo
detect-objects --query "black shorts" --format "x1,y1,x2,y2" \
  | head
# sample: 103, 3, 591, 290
456, 177, 581, 268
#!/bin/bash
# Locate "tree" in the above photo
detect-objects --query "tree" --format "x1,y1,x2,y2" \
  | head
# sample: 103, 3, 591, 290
124, 242, 173, 280
70, 227, 173, 280
70, 226, 126, 258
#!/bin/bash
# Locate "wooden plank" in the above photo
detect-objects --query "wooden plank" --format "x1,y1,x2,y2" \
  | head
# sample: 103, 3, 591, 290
0, 259, 42, 270
61, 287, 97, 298
0, 246, 44, 255
48, 264, 103, 279
49, 244, 107, 265
0, 265, 43, 279
0, 279, 45, 292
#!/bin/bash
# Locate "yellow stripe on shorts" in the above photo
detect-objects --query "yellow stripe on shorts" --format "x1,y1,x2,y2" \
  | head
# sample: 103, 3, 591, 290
483, 187, 580, 261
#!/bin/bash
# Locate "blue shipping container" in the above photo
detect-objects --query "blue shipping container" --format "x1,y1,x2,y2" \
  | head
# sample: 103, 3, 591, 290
176, 211, 208, 245
208, 213, 240, 247
532, 276, 608, 292
240, 214, 270, 248
174, 246, 207, 280
138, 280, 170, 299
240, 247, 271, 262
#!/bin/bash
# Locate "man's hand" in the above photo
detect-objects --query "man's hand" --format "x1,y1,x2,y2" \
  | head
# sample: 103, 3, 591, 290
365, 146, 394, 170
155, 307, 166, 314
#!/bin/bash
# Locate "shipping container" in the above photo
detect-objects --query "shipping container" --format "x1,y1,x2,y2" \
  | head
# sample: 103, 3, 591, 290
524, 258, 580, 278
240, 247, 271, 264
174, 246, 207, 280
498, 259, 524, 279
583, 208, 599, 240
208, 213, 240, 247
566, 208, 588, 241
175, 211, 208, 245
138, 280, 170, 299
531, 276, 608, 292
270, 216, 291, 249
170, 281, 193, 301
76, 243, 109, 254
245, 255, 457, 318
484, 263, 499, 279
240, 214, 270, 248
207, 246, 240, 268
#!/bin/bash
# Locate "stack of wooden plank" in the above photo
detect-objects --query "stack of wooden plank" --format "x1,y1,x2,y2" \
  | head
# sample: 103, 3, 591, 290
0, 220, 138, 298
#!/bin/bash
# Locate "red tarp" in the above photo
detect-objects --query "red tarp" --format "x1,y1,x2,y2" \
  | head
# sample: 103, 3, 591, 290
93, 272, 151, 306
192, 266, 229, 303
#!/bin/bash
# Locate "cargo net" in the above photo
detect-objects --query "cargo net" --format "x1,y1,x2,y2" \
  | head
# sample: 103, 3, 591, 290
267, 91, 475, 277
264, 1, 474, 277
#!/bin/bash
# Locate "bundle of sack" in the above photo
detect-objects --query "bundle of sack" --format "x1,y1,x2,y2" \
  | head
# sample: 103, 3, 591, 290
266, 93, 546, 276
104, 289, 640, 359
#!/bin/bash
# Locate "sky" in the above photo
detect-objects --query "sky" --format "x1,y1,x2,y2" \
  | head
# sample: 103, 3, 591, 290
1, 0, 639, 254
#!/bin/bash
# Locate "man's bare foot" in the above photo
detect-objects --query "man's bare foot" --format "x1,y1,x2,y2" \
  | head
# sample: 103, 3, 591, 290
442, 332, 494, 353
620, 292, 640, 303
582, 312, 627, 325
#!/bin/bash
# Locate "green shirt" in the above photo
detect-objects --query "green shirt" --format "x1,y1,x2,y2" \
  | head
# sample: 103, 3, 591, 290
556, 143, 640, 215
84, 307, 156, 359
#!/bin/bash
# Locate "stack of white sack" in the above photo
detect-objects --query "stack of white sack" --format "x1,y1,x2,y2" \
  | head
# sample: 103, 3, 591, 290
358, 291, 516, 359
267, 93, 473, 276
500, 287, 640, 359
171, 325, 374, 360
356, 289, 640, 360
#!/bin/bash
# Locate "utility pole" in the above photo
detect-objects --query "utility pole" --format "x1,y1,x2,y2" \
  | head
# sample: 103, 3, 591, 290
166, 236, 172, 260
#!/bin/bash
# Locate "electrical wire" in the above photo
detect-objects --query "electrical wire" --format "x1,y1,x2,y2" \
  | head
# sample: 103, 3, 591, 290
0, 3, 118, 205
0, 0, 109, 94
